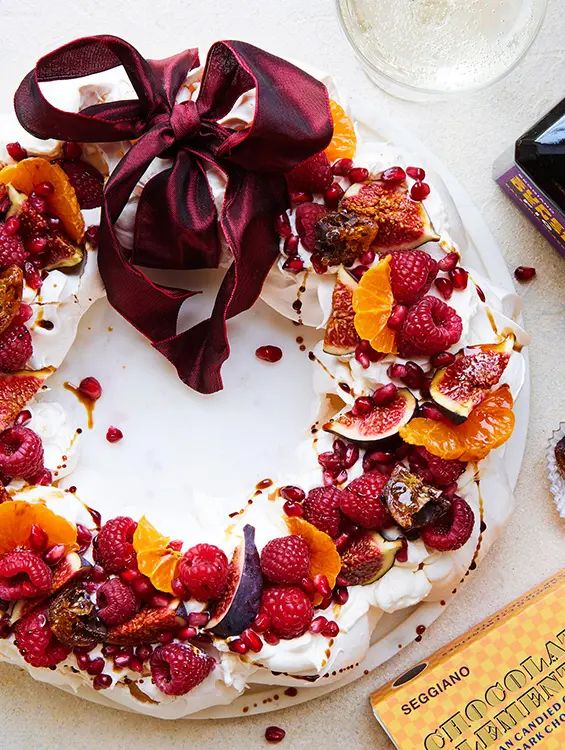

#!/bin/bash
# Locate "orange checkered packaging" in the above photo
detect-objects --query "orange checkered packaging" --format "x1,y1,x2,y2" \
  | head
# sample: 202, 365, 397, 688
370, 571, 565, 750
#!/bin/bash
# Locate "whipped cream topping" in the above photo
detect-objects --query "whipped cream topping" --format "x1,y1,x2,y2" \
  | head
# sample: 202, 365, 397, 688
0, 64, 528, 718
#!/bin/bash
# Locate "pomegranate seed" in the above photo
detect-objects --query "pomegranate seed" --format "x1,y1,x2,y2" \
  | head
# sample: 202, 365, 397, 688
280, 485, 305, 502
313, 574, 331, 597
4, 216, 20, 236
387, 303, 408, 331
76, 653, 91, 670
406, 166, 426, 181
402, 361, 425, 389
333, 469, 348, 485
29, 524, 48, 553
14, 304, 33, 326
44, 544, 65, 565
188, 611, 210, 628
431, 351, 455, 368
113, 652, 131, 668
47, 216, 62, 231
434, 277, 453, 300
15, 409, 32, 426
332, 158, 353, 176
129, 657, 144, 673
253, 612, 271, 633
364, 450, 394, 466
255, 344, 283, 363
283, 500, 303, 517
324, 182, 344, 209
310, 252, 328, 275
283, 235, 299, 256
514, 265, 536, 282
411, 181, 431, 201
332, 438, 346, 457
342, 444, 359, 469
131, 577, 152, 598
322, 620, 340, 638
355, 350, 370, 368
351, 396, 374, 417
34, 181, 54, 196
24, 262, 42, 291
289, 191, 313, 204
334, 587, 349, 605
135, 645, 153, 661
76, 523, 92, 549
149, 594, 170, 609
120, 569, 140, 584
85, 225, 99, 245
318, 592, 334, 610
348, 167, 369, 183
6, 142, 27, 161
78, 376, 102, 401
29, 195, 48, 214
106, 426, 123, 443
350, 264, 368, 282
33, 468, 53, 487
171, 576, 189, 599
381, 166, 406, 184
86, 657, 105, 676
396, 540, 408, 563
317, 452, 343, 471
419, 403, 450, 423
309, 616, 328, 634
450, 267, 468, 290
300, 577, 316, 595
275, 212, 291, 239
90, 565, 106, 583
93, 674, 112, 690
387, 363, 408, 380
62, 142, 82, 160
263, 630, 280, 646
334, 533, 350, 552
283, 257, 304, 273
101, 644, 120, 657
265, 726, 286, 744
372, 383, 398, 406
438, 252, 459, 272
167, 539, 183, 552
241, 628, 263, 653
358, 249, 375, 266
157, 631, 174, 645
229, 638, 248, 654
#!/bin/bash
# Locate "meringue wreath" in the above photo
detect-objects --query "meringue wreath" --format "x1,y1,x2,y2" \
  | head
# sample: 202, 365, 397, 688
0, 60, 529, 719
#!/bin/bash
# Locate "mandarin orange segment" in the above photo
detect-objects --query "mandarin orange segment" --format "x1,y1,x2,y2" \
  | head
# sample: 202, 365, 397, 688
352, 255, 397, 354
286, 516, 341, 603
133, 516, 181, 594
0, 158, 85, 242
399, 385, 515, 462
0, 500, 77, 554
325, 99, 357, 162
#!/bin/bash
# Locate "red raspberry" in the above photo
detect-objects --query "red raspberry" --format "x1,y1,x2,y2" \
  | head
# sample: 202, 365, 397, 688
0, 426, 44, 480
260, 586, 314, 639
150, 642, 214, 696
342, 472, 392, 529
260, 535, 311, 585
0, 323, 33, 371
294, 202, 328, 252
57, 160, 104, 209
421, 496, 474, 551
96, 578, 137, 625
0, 223, 27, 268
390, 250, 438, 305
302, 486, 343, 537
177, 544, 229, 602
93, 516, 137, 573
286, 152, 333, 194
400, 296, 462, 356
13, 609, 71, 667
0, 550, 52, 600
409, 447, 466, 488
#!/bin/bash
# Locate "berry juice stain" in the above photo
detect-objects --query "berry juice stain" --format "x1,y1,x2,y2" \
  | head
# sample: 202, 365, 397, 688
256, 478, 273, 490
64, 382, 95, 428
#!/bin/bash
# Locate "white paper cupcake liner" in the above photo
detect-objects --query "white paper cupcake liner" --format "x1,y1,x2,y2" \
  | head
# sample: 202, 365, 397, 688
547, 422, 565, 518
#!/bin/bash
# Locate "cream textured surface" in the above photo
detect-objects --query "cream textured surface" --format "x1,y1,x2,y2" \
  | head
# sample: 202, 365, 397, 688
0, 1, 564, 747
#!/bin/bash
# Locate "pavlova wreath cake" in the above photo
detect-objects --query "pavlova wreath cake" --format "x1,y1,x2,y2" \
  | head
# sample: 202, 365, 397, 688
0, 36, 528, 719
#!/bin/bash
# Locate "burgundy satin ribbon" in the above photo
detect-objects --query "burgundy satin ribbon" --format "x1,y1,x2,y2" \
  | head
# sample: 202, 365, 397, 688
14, 36, 332, 393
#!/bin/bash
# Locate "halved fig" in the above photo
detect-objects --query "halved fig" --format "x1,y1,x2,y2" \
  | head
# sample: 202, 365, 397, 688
0, 266, 23, 336
430, 344, 511, 421
381, 465, 443, 530
208, 524, 263, 638
324, 388, 416, 443
50, 552, 89, 594
323, 266, 360, 355
339, 531, 401, 586
341, 180, 439, 254
0, 368, 53, 432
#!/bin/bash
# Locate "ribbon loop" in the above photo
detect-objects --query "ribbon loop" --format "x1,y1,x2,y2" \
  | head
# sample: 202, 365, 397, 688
14, 36, 333, 393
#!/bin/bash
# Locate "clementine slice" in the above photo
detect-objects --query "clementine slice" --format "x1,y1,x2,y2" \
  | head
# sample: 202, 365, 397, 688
0, 500, 77, 554
352, 255, 397, 354
325, 99, 357, 162
0, 158, 84, 242
399, 386, 515, 462
286, 516, 341, 603
133, 516, 181, 594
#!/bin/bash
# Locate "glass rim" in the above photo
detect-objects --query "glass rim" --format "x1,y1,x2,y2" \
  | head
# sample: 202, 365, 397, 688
336, 0, 548, 97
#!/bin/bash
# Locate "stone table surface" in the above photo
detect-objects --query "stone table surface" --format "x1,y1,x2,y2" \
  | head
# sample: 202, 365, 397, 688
0, 0, 564, 747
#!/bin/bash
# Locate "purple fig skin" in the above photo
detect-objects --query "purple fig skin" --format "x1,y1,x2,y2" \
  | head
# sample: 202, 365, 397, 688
208, 525, 263, 638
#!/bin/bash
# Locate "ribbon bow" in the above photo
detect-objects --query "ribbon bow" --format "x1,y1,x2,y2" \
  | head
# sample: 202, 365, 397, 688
14, 36, 332, 393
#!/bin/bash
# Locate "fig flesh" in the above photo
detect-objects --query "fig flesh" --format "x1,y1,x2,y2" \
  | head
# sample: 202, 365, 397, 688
339, 531, 401, 586
324, 389, 416, 443
323, 266, 360, 355
208, 524, 263, 638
